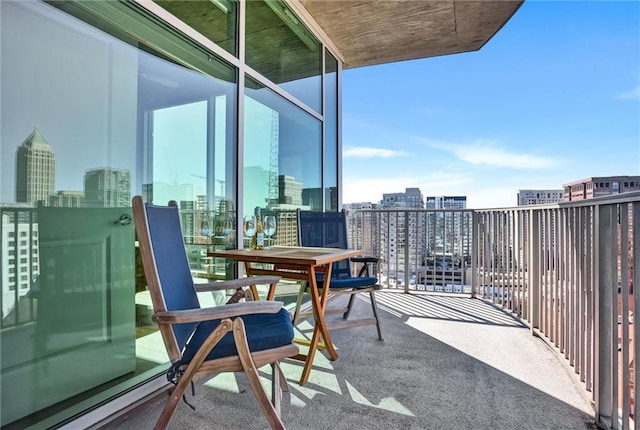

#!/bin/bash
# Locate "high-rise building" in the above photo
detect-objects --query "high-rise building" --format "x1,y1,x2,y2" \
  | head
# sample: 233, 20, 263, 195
426, 195, 467, 209
517, 190, 564, 206
15, 127, 56, 205
380, 188, 425, 276
563, 176, 639, 305
424, 196, 470, 256
84, 167, 131, 207
563, 176, 640, 201
382, 187, 424, 209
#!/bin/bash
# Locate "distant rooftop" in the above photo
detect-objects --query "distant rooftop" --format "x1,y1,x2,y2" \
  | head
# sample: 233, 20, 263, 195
20, 126, 52, 150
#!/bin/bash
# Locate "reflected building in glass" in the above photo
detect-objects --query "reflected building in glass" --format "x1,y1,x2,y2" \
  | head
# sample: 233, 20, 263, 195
48, 191, 84, 207
15, 127, 56, 206
84, 168, 131, 208
1, 204, 39, 319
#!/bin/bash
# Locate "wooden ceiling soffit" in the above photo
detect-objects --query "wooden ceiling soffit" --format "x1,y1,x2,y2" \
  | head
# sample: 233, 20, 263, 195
296, 0, 524, 69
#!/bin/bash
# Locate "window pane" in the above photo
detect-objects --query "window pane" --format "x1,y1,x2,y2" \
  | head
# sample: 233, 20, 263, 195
324, 50, 339, 211
244, 76, 321, 246
153, 0, 238, 57
246, 0, 321, 113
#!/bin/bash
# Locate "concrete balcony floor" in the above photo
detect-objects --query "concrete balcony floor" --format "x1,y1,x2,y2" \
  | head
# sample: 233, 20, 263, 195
114, 291, 597, 430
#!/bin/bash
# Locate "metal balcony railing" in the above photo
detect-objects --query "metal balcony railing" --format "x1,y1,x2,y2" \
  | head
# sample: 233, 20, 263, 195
347, 191, 640, 430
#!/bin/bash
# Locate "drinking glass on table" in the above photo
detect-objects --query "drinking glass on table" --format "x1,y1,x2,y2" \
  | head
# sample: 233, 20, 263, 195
243, 215, 256, 249
263, 215, 276, 248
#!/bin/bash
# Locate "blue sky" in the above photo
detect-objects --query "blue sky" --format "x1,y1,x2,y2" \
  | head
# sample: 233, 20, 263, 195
341, 0, 640, 209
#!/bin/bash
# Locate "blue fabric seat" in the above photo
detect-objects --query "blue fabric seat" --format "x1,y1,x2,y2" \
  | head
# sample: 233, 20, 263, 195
314, 274, 378, 289
181, 308, 294, 364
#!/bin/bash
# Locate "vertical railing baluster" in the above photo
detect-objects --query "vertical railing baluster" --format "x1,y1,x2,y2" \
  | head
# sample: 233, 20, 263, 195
562, 207, 568, 361
596, 203, 616, 428
529, 208, 540, 332
404, 209, 409, 293
471, 211, 478, 298
522, 210, 529, 321
571, 207, 578, 369
587, 205, 595, 395
621, 203, 630, 429
633, 200, 640, 424
555, 210, 561, 349
542, 208, 548, 335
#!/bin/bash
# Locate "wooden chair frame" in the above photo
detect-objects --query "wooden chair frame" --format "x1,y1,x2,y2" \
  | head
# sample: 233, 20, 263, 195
133, 196, 298, 429
295, 210, 383, 341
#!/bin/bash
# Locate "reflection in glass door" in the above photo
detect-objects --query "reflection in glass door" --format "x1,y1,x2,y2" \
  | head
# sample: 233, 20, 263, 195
1, 0, 238, 426
145, 95, 235, 278
150, 101, 209, 207
2, 207, 135, 425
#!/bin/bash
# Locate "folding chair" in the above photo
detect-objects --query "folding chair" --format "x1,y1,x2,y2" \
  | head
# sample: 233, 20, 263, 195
132, 196, 298, 429
295, 210, 383, 340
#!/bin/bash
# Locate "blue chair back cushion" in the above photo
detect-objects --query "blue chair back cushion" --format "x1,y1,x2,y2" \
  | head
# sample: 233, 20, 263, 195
145, 203, 201, 348
298, 210, 352, 279
179, 308, 294, 364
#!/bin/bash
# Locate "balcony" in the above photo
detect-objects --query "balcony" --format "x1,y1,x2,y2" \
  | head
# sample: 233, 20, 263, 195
107, 191, 638, 430
1, 192, 637, 429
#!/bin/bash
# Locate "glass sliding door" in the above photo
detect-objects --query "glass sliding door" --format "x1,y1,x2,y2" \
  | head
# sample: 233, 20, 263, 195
1, 2, 139, 425
0, 0, 237, 426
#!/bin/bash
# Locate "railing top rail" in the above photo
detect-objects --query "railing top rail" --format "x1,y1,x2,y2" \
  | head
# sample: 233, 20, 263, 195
345, 208, 475, 214
559, 189, 640, 207
346, 191, 640, 214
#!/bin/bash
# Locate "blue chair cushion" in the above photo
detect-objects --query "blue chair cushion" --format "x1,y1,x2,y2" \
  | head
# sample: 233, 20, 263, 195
179, 307, 294, 365
315, 274, 378, 289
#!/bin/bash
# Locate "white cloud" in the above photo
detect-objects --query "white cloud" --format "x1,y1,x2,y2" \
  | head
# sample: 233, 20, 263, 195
466, 186, 521, 209
343, 146, 408, 159
343, 176, 411, 203
424, 139, 560, 169
342, 169, 473, 205
615, 85, 640, 100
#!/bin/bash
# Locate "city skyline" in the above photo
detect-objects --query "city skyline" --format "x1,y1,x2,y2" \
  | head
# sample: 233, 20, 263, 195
342, 1, 640, 208
10, 126, 639, 211
6, 126, 330, 210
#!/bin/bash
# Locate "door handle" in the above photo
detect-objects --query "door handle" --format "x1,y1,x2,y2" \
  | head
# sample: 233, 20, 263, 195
114, 214, 133, 226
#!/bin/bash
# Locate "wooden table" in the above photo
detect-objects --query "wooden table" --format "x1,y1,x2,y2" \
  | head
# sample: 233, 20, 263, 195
207, 246, 363, 385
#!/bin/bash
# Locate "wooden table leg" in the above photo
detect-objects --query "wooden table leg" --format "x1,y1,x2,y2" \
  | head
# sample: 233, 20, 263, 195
299, 264, 338, 385
241, 260, 339, 386
243, 262, 261, 300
